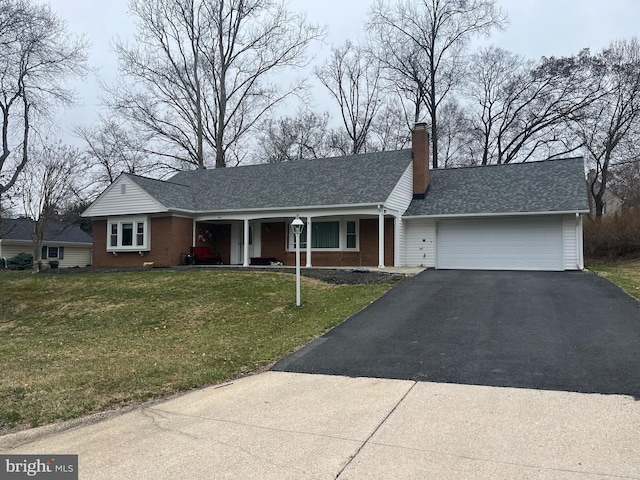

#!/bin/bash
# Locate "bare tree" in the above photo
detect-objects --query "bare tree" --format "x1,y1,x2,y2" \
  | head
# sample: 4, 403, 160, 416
465, 46, 529, 165
109, 0, 325, 170
573, 38, 640, 218
17, 140, 84, 272
75, 117, 158, 193
465, 47, 602, 165
368, 0, 506, 168
436, 100, 474, 167
315, 41, 383, 154
255, 110, 332, 162
369, 103, 412, 152
609, 160, 640, 208
0, 0, 87, 200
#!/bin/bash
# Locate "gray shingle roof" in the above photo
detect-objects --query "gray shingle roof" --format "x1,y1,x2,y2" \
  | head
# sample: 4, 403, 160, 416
404, 157, 589, 217
107, 154, 588, 217
126, 174, 195, 211
1, 218, 93, 243
169, 149, 413, 211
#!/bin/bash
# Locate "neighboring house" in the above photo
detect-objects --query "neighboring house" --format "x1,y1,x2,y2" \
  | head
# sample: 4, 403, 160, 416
586, 170, 623, 218
82, 124, 589, 271
0, 218, 93, 268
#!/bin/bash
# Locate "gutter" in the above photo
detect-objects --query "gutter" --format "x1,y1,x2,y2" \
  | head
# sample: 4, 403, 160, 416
402, 210, 590, 219
85, 203, 386, 219
1, 240, 92, 247
192, 202, 384, 215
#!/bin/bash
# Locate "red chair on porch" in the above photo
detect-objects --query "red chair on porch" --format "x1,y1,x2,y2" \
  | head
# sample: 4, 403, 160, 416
191, 247, 223, 265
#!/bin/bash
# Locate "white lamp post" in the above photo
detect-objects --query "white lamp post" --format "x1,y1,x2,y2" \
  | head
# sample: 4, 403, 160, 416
291, 216, 305, 307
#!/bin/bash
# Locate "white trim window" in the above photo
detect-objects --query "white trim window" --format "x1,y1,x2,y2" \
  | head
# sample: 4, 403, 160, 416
107, 216, 150, 251
287, 219, 359, 251
42, 246, 64, 260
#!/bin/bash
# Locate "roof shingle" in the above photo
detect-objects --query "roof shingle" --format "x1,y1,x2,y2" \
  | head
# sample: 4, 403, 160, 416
111, 154, 588, 217
126, 174, 195, 211
1, 218, 92, 243
404, 157, 589, 217
169, 149, 413, 211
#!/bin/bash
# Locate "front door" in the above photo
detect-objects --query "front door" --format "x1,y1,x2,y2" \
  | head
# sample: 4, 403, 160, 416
230, 223, 255, 264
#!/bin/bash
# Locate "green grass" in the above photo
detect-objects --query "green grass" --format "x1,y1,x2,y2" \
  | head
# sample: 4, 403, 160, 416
586, 257, 640, 302
0, 269, 396, 433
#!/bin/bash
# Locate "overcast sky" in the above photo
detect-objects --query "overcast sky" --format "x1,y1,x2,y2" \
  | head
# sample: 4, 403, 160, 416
44, 0, 640, 140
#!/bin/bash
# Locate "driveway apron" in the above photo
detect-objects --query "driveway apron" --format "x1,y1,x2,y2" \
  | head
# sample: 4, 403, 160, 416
273, 270, 640, 398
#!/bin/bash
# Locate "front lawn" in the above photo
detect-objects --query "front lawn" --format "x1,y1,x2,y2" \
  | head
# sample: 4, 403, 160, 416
0, 269, 396, 433
586, 257, 640, 302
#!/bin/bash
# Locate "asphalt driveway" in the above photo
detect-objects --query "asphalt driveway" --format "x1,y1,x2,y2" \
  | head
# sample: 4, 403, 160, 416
273, 270, 640, 398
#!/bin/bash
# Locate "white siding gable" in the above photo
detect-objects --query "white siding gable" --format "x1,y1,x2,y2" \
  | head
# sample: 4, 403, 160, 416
84, 176, 167, 217
385, 164, 413, 214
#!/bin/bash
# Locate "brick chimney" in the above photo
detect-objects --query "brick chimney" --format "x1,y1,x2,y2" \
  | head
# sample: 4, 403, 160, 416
412, 123, 430, 198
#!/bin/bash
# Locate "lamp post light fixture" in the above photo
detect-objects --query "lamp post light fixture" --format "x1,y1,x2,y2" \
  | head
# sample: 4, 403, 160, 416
291, 216, 305, 307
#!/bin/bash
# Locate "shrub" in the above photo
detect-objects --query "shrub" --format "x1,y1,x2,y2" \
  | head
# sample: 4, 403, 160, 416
6, 253, 33, 270
584, 207, 640, 258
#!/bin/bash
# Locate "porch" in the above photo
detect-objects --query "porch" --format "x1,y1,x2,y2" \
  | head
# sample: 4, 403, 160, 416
193, 213, 397, 268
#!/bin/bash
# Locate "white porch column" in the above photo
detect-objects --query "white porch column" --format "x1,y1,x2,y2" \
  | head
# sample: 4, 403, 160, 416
243, 219, 250, 267
306, 216, 312, 267
378, 206, 385, 268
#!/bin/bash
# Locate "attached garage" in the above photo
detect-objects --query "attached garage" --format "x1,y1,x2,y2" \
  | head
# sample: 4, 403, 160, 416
402, 158, 589, 271
436, 216, 564, 271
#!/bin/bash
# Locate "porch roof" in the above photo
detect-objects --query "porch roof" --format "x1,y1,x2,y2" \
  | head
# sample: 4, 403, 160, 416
170, 150, 413, 212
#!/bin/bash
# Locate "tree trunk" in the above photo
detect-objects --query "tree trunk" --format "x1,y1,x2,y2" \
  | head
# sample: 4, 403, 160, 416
429, 36, 438, 169
32, 241, 42, 273
589, 170, 606, 220
594, 193, 605, 219
31, 220, 42, 274
430, 112, 438, 169
214, 70, 226, 167
193, 50, 205, 170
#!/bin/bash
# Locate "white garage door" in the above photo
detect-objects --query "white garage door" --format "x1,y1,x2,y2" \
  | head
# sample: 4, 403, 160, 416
436, 216, 564, 271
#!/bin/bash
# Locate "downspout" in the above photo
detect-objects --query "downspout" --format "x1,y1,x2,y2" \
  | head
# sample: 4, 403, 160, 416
394, 216, 401, 267
378, 205, 385, 268
576, 213, 584, 270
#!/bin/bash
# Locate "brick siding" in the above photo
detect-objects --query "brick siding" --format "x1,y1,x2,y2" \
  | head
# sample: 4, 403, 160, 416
94, 217, 395, 267
263, 219, 394, 267
93, 216, 192, 267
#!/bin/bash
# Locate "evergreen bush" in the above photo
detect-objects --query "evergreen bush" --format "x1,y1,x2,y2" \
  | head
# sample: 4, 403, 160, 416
6, 253, 33, 270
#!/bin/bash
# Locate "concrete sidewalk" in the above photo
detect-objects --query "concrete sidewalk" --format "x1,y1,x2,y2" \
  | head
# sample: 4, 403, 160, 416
1, 372, 638, 479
